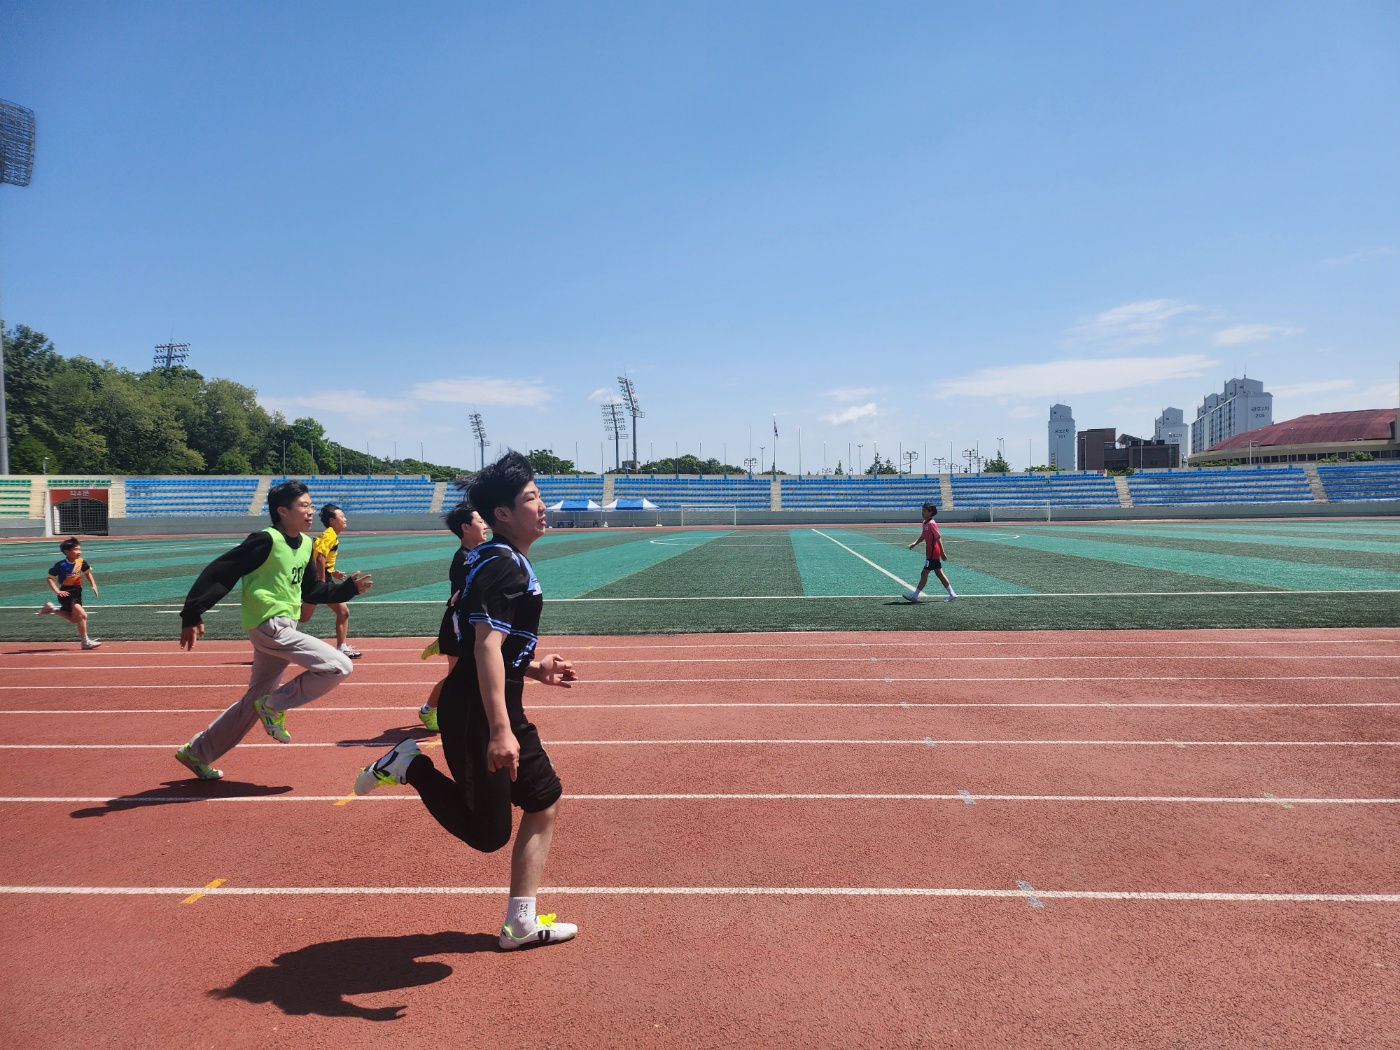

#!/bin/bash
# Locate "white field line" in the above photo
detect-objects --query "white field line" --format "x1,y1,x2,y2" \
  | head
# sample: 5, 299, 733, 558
4, 675, 1400, 690
8, 654, 1400, 672
2, 739, 1397, 749
810, 528, 917, 590
4, 701, 1399, 715
4, 793, 1398, 805
0, 884, 1396, 903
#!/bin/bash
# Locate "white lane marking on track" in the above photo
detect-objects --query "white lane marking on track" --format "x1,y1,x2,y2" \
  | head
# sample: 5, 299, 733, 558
1, 885, 1397, 903
4, 676, 1400, 690
4, 794, 1399, 805
810, 528, 916, 590
3, 739, 1397, 749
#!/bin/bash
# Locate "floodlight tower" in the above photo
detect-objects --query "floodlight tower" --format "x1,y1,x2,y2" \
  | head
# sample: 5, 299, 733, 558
153, 342, 191, 369
469, 412, 489, 471
0, 99, 36, 475
602, 402, 627, 471
617, 374, 643, 468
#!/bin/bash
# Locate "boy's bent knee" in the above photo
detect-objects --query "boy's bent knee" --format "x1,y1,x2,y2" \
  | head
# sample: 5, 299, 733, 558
329, 651, 354, 676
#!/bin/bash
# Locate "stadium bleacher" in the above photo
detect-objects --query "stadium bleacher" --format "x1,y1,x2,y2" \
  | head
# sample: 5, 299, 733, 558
950, 472, 1119, 508
1127, 466, 1314, 505
272, 476, 435, 515
782, 476, 942, 510
123, 477, 260, 517
1316, 462, 1400, 502
612, 475, 772, 508
536, 476, 605, 504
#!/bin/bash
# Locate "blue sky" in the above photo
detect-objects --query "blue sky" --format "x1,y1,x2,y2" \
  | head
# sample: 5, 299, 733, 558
2, 2, 1397, 472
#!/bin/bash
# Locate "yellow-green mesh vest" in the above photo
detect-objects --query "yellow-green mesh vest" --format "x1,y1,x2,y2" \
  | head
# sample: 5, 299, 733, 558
240, 527, 312, 630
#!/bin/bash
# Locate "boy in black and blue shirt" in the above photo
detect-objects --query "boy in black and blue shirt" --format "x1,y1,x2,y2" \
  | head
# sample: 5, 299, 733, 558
37, 536, 100, 649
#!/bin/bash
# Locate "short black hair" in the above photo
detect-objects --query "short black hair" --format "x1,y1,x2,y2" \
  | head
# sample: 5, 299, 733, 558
319, 503, 341, 527
467, 451, 535, 528
444, 500, 478, 539
922, 502, 938, 516
59, 536, 81, 554
268, 479, 310, 524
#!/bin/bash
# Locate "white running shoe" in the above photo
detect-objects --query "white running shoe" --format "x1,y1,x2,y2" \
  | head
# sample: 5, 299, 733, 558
36, 602, 54, 616
499, 913, 578, 951
339, 643, 362, 660
353, 738, 423, 795
81, 638, 101, 649
903, 591, 920, 603
944, 593, 958, 602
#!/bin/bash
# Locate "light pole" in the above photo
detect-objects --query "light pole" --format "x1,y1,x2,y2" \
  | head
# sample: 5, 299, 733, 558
857, 444, 863, 474
759, 446, 766, 473
0, 99, 36, 475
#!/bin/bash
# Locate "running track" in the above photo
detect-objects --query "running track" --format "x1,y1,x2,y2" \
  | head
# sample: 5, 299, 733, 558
2, 629, 1398, 1048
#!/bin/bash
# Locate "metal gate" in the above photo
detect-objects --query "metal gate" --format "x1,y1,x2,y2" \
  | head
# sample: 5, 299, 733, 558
53, 497, 109, 535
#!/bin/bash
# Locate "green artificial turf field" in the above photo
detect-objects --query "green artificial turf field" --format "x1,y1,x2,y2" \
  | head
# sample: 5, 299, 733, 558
2, 519, 1398, 641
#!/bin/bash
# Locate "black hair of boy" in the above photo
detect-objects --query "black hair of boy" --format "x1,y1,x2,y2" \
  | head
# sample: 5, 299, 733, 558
444, 500, 478, 539
922, 503, 938, 516
467, 452, 535, 528
268, 479, 310, 524
60, 536, 81, 554
320, 503, 341, 527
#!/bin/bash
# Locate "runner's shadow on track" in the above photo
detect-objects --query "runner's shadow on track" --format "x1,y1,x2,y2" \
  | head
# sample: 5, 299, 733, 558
337, 725, 436, 748
70, 781, 292, 818
211, 930, 498, 1021
4, 646, 73, 654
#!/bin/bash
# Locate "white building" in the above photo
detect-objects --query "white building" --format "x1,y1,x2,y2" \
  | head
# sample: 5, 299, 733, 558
1190, 378, 1273, 455
1048, 404, 1076, 470
1154, 407, 1189, 455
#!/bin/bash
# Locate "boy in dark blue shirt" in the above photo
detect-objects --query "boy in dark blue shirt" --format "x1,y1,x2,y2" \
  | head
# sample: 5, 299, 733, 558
37, 536, 100, 649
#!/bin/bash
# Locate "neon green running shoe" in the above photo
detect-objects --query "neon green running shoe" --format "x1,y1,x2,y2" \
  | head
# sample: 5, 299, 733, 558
353, 738, 423, 795
253, 695, 290, 743
499, 913, 577, 951
175, 744, 223, 781
418, 704, 439, 733
419, 639, 440, 660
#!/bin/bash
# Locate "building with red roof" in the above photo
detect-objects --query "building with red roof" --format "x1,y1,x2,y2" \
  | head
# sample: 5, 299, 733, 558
1188, 407, 1399, 465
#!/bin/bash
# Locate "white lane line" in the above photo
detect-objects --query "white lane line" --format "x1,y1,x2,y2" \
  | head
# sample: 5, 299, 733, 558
3, 675, 1398, 690
4, 794, 1397, 805
4, 701, 1398, 714
810, 528, 916, 590
8, 654, 1400, 671
2, 739, 1397, 749
1, 885, 1396, 903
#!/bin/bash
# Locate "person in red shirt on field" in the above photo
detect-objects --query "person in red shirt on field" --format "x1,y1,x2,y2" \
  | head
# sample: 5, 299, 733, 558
904, 502, 957, 603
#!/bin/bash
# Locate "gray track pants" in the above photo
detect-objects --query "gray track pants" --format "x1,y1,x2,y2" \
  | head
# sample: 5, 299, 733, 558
186, 616, 354, 764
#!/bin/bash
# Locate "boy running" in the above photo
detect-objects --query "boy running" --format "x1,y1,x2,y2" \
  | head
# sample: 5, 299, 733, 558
417, 499, 491, 732
905, 502, 957, 603
37, 536, 101, 650
353, 452, 580, 951
299, 503, 361, 659
173, 480, 373, 781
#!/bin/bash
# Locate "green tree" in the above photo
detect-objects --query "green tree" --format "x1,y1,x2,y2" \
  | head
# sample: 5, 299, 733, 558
529, 449, 577, 474
984, 454, 1011, 473
214, 450, 253, 474
10, 433, 54, 473
284, 442, 317, 476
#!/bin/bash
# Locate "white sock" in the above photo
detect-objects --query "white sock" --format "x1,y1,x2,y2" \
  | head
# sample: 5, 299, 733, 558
947, 587, 957, 597
911, 589, 922, 599
419, 702, 433, 713
506, 896, 536, 930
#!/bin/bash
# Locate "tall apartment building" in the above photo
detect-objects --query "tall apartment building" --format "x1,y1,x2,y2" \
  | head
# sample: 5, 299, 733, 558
1048, 404, 1076, 470
1190, 378, 1273, 455
1154, 407, 1189, 454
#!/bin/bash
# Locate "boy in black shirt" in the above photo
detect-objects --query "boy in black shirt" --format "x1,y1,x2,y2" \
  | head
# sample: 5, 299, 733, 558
417, 500, 490, 733
354, 452, 579, 950
38, 536, 100, 650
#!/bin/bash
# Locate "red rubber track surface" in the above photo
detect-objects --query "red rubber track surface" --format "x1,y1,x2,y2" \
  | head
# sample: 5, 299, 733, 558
2, 629, 1398, 1049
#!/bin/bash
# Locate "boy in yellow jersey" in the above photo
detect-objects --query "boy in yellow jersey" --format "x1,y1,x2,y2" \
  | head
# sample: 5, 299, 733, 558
299, 503, 360, 659
172, 481, 372, 780
37, 536, 101, 649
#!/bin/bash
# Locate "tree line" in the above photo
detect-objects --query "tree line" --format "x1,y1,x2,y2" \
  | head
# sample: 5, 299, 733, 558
2, 325, 464, 480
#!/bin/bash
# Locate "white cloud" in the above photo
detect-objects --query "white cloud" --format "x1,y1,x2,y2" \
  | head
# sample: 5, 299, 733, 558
1323, 246, 1395, 266
1070, 299, 1199, 345
587, 387, 620, 404
409, 377, 552, 407
1269, 379, 1354, 399
261, 389, 411, 419
934, 354, 1217, 399
824, 386, 880, 402
1212, 324, 1300, 346
821, 402, 879, 425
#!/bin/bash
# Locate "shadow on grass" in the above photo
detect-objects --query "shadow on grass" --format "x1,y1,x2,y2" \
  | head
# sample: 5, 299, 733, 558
70, 780, 292, 818
211, 931, 498, 1020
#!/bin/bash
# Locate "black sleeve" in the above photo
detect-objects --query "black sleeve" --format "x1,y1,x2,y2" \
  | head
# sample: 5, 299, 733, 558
300, 566, 362, 606
179, 532, 272, 628
459, 556, 523, 634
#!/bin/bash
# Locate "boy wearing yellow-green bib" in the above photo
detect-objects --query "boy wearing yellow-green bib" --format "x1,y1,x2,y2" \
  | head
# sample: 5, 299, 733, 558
172, 480, 373, 781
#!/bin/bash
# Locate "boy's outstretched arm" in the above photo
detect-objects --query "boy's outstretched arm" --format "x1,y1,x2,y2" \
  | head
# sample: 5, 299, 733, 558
300, 568, 371, 606
473, 622, 518, 780
83, 567, 98, 597
527, 654, 577, 687
178, 532, 272, 648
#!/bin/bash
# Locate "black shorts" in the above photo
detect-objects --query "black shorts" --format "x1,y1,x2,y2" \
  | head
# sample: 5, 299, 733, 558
436, 610, 460, 659
923, 558, 942, 572
57, 588, 83, 611
440, 676, 561, 815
